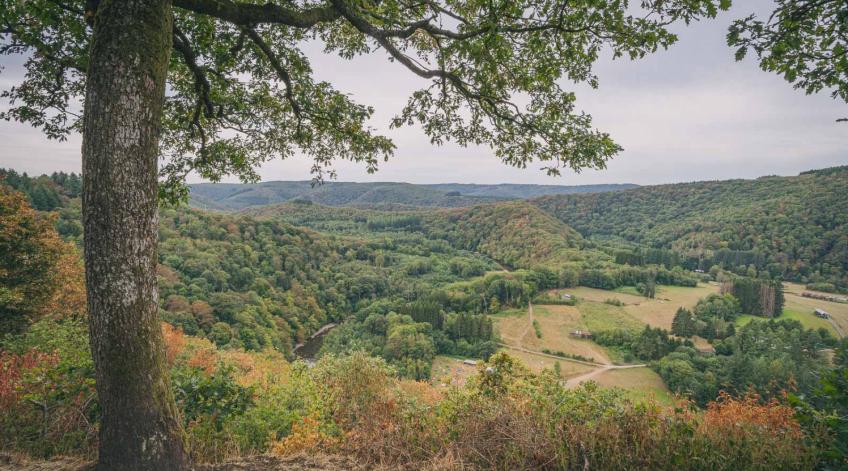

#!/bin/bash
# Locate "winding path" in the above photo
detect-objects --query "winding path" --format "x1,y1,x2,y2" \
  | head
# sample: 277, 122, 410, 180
498, 300, 651, 387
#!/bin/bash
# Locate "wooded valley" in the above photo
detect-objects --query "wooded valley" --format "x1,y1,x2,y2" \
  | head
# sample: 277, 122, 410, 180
2, 167, 847, 469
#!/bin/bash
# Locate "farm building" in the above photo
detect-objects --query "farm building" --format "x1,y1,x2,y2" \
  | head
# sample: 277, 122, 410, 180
814, 308, 830, 319
570, 330, 592, 339
560, 293, 573, 300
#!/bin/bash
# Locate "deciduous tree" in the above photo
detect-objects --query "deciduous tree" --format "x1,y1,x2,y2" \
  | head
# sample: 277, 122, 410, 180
0, 0, 728, 468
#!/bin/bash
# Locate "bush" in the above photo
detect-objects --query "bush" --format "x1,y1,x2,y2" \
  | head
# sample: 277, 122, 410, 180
0, 318, 97, 458
532, 319, 542, 338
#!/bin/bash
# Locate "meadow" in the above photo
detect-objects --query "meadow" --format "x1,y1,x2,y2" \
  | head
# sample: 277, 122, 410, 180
491, 283, 725, 400
733, 283, 847, 338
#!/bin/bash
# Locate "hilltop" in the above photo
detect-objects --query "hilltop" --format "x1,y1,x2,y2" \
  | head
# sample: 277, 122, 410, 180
188, 180, 636, 211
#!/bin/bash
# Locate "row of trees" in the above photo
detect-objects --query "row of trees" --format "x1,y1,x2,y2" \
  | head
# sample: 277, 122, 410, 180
0, 169, 81, 211
720, 278, 784, 318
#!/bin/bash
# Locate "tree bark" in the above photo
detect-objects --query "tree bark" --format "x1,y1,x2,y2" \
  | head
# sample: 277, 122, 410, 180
81, 1, 187, 469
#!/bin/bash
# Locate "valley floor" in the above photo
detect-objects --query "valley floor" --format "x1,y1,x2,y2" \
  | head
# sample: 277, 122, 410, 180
486, 281, 845, 406
487, 285, 718, 405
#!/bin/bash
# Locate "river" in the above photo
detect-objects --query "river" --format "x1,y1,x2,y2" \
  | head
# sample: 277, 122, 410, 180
292, 323, 337, 362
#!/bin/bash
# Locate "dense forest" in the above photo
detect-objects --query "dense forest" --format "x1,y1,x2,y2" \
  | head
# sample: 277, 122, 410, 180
534, 167, 848, 290
2, 168, 847, 468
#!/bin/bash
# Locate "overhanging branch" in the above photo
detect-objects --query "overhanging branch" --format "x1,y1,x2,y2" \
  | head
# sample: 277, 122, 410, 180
173, 0, 341, 27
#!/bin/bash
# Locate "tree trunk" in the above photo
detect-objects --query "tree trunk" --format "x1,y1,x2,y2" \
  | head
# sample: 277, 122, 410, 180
81, 1, 187, 469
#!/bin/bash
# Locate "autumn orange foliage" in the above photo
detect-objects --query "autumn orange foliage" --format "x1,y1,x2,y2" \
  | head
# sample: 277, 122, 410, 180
0, 185, 86, 330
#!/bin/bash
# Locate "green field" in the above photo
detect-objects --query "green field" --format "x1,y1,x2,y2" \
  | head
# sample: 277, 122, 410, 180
577, 301, 644, 333
555, 284, 720, 330
736, 308, 839, 337
496, 303, 613, 363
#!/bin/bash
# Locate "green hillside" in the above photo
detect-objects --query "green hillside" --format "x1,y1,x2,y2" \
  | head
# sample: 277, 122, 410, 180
422, 201, 597, 269
534, 167, 848, 289
188, 180, 636, 210
249, 199, 607, 270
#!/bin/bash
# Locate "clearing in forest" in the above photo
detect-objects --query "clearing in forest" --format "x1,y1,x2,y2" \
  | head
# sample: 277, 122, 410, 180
554, 284, 719, 330
590, 367, 675, 406
430, 355, 479, 388
494, 283, 725, 403
495, 303, 613, 363
735, 283, 846, 338
498, 347, 597, 379
782, 282, 847, 338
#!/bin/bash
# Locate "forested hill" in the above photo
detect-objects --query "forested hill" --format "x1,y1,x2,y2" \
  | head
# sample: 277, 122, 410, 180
249, 199, 606, 270
533, 166, 848, 288
188, 180, 636, 210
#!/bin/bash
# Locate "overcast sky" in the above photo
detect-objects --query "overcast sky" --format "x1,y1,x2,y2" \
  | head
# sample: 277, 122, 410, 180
0, 1, 845, 186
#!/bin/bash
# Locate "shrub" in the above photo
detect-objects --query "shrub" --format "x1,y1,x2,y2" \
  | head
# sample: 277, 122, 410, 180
532, 319, 542, 338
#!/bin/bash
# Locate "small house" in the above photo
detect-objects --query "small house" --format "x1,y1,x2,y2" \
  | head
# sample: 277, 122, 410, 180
814, 308, 830, 319
570, 330, 592, 339
561, 293, 573, 300
462, 359, 478, 366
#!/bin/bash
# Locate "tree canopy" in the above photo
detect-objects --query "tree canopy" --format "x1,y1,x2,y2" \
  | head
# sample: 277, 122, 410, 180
728, 0, 847, 120
2, 0, 729, 200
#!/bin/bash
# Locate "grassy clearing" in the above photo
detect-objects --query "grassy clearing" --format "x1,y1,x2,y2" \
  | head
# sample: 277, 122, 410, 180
782, 284, 847, 338
782, 309, 837, 334
735, 314, 757, 327
495, 304, 612, 363
624, 284, 720, 329
735, 304, 841, 337
555, 284, 720, 330
592, 367, 675, 406
559, 287, 644, 305
500, 348, 596, 378
614, 286, 643, 297
577, 301, 643, 333
490, 307, 526, 318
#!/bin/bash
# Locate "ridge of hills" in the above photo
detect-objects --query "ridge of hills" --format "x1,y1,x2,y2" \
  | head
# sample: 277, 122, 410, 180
533, 165, 848, 288
188, 180, 637, 210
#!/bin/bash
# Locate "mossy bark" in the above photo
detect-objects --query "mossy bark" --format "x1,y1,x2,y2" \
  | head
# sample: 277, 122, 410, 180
81, 1, 187, 469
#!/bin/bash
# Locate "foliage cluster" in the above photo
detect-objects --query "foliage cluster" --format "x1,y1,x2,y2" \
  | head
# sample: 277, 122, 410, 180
656, 319, 837, 406
0, 325, 834, 469
672, 293, 741, 340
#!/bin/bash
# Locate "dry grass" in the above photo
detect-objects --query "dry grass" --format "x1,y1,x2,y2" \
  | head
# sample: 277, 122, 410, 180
552, 284, 719, 330
0, 453, 91, 471
198, 453, 368, 471
557, 287, 646, 304
499, 348, 596, 378
624, 284, 720, 329
495, 304, 612, 363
